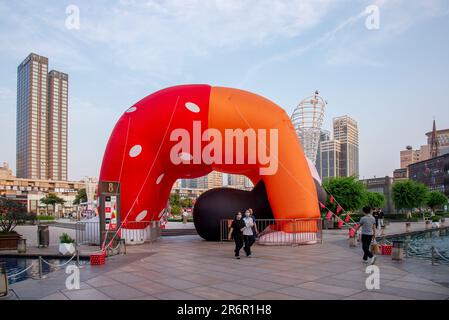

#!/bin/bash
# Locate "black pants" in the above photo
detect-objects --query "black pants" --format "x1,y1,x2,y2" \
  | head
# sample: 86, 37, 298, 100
361, 234, 374, 261
233, 235, 244, 257
243, 235, 255, 256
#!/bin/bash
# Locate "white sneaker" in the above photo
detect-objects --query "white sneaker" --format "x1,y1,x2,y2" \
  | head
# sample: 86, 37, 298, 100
369, 256, 377, 265
362, 260, 368, 264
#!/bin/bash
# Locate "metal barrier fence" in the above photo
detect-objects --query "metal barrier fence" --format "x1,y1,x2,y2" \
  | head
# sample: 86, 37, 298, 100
220, 218, 322, 246
75, 220, 161, 246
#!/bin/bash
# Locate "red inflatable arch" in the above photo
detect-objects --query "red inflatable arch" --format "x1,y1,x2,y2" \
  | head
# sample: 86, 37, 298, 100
99, 85, 320, 240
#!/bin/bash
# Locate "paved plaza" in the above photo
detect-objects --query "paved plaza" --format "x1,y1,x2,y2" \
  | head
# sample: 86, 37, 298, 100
3, 222, 449, 300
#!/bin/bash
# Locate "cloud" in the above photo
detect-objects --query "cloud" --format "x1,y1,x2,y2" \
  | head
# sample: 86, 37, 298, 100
239, 0, 449, 83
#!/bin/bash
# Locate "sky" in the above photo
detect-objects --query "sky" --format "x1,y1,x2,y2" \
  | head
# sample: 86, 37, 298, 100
0, 0, 449, 181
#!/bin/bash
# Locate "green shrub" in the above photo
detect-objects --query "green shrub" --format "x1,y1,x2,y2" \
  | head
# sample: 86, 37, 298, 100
36, 215, 55, 221
59, 232, 74, 244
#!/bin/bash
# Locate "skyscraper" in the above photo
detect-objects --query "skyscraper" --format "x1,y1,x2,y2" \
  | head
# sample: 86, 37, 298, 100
16, 53, 68, 180
333, 115, 359, 177
315, 129, 330, 177
318, 139, 341, 178
17, 53, 49, 179
227, 174, 246, 190
48, 70, 68, 180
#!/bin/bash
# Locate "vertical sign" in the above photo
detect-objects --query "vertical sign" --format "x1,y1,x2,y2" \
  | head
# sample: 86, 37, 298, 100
99, 181, 120, 246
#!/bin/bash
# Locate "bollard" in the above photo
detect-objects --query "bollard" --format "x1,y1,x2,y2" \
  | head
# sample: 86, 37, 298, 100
17, 239, 27, 254
431, 246, 435, 266
425, 220, 431, 230
119, 238, 127, 255
392, 240, 404, 261
0, 262, 8, 297
405, 222, 411, 233
38, 256, 43, 279
76, 245, 80, 267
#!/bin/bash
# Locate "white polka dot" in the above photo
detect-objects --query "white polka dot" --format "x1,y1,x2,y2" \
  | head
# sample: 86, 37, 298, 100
129, 145, 142, 157
158, 209, 165, 218
185, 102, 200, 113
126, 106, 137, 113
156, 173, 164, 184
179, 152, 193, 161
135, 210, 148, 222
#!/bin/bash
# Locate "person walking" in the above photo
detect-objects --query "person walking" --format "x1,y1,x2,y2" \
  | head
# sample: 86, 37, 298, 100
355, 206, 377, 265
378, 209, 385, 229
373, 209, 379, 230
248, 208, 258, 241
242, 210, 256, 257
228, 212, 245, 259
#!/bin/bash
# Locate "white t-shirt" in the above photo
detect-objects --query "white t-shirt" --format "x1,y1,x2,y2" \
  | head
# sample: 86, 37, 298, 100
242, 217, 254, 236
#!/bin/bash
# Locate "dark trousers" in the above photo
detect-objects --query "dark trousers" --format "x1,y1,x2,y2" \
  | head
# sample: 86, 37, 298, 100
233, 235, 244, 257
243, 235, 255, 256
361, 234, 374, 261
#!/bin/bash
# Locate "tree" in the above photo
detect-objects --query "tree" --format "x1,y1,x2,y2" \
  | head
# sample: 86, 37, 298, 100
365, 192, 385, 209
180, 198, 193, 208
40, 193, 65, 216
392, 180, 428, 218
169, 193, 181, 207
322, 176, 367, 213
425, 191, 448, 215
73, 188, 87, 205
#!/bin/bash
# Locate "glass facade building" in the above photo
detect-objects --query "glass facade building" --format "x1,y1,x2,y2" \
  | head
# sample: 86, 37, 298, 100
409, 153, 449, 196
16, 53, 68, 180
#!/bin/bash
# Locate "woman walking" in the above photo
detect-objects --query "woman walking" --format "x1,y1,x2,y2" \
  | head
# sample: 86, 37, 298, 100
243, 210, 256, 257
228, 212, 245, 259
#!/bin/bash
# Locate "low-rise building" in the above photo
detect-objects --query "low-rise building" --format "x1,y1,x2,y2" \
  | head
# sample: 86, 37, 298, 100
0, 162, 84, 215
360, 176, 395, 213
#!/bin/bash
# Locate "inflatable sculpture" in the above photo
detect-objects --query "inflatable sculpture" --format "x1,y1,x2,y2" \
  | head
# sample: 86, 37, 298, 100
99, 85, 321, 241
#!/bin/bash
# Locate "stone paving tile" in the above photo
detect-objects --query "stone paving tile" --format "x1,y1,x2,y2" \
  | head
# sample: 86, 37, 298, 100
251, 291, 299, 300
40, 292, 69, 300
85, 275, 122, 288
385, 280, 449, 295
178, 273, 226, 286
297, 281, 362, 297
151, 290, 203, 300
63, 288, 112, 300
250, 273, 309, 286
276, 286, 342, 300
186, 286, 242, 300
210, 282, 268, 296
200, 270, 244, 282
234, 278, 287, 291
316, 277, 371, 291
105, 272, 148, 284
96, 283, 148, 300
373, 285, 449, 300
152, 277, 203, 290
344, 291, 412, 300
127, 280, 178, 295
270, 270, 329, 282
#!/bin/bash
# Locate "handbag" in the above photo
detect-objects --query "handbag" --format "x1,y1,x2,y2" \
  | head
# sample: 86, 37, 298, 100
370, 240, 381, 255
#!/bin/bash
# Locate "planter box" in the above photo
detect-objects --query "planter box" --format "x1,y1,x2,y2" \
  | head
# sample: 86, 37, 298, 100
59, 243, 76, 255
0, 233, 22, 250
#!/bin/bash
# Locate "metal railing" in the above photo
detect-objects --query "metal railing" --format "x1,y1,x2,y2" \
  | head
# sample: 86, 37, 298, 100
220, 218, 322, 246
75, 220, 161, 246
75, 220, 100, 245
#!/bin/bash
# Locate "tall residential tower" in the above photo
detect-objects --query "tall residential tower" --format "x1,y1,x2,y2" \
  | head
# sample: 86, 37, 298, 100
16, 53, 68, 180
333, 115, 359, 177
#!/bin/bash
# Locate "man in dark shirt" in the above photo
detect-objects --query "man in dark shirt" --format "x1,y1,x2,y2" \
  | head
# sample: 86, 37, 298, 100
228, 212, 245, 259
